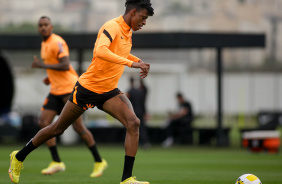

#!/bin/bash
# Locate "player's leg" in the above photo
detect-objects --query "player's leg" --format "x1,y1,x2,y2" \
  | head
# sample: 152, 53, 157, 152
38, 109, 66, 175
38, 109, 58, 160
62, 96, 96, 149
62, 96, 103, 163
72, 116, 108, 177
103, 93, 139, 157
67, 82, 110, 178
39, 94, 67, 175
102, 94, 148, 184
9, 101, 84, 183
71, 116, 95, 147
32, 101, 84, 147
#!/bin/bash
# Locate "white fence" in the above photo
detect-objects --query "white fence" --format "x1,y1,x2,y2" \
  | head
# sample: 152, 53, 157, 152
12, 63, 282, 117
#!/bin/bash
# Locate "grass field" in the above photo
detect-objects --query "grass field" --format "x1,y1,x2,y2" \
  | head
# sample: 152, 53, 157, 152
1, 144, 282, 184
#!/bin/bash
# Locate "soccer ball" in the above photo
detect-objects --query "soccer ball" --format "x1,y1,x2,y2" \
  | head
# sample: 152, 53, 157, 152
235, 174, 262, 184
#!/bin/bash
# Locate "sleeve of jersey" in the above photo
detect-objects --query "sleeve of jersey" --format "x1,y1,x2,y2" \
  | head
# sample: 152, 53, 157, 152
57, 41, 69, 59
127, 54, 140, 62
95, 24, 134, 67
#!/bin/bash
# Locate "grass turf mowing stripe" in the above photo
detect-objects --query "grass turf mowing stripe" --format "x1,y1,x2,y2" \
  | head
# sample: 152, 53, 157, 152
1, 145, 281, 184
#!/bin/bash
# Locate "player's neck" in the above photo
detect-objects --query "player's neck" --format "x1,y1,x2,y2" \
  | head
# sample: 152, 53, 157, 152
122, 14, 131, 29
42, 33, 52, 42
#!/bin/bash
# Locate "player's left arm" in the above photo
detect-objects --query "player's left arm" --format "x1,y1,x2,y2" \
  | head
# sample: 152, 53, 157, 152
127, 54, 140, 62
136, 59, 150, 79
127, 53, 150, 78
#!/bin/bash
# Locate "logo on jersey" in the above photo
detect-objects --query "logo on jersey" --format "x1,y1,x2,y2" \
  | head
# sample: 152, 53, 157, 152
58, 42, 64, 53
86, 104, 94, 109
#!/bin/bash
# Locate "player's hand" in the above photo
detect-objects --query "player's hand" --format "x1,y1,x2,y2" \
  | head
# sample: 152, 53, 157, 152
140, 62, 150, 78
43, 77, 50, 85
131, 61, 150, 77
132, 61, 149, 70
131, 60, 150, 78
32, 55, 44, 68
140, 70, 148, 79
138, 60, 150, 73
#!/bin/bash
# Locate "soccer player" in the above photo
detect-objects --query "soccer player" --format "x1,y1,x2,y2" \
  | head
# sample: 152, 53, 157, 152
20, 16, 107, 177
8, 0, 154, 184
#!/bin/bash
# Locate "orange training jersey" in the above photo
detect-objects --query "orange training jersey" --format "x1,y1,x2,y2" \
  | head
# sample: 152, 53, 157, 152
78, 15, 140, 94
41, 33, 78, 95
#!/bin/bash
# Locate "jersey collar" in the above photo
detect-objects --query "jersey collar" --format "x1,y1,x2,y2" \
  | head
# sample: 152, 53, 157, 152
43, 33, 54, 43
117, 15, 131, 33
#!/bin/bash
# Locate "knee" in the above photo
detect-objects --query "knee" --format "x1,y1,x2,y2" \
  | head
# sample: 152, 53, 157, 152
47, 124, 65, 137
126, 116, 140, 134
72, 123, 85, 135
72, 123, 79, 132
38, 118, 50, 129
52, 127, 65, 136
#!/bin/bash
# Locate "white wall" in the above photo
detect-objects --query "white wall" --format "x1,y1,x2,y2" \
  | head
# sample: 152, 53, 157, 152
120, 64, 282, 115
12, 64, 282, 116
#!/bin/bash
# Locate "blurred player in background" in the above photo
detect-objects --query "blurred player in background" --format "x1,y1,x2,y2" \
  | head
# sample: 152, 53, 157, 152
127, 77, 151, 149
162, 92, 193, 147
28, 16, 107, 177
9, 0, 154, 184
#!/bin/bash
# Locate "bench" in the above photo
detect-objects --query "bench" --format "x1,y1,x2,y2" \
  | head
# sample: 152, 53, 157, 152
242, 130, 280, 153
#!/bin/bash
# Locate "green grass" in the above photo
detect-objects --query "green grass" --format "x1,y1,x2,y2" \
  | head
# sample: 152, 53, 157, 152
1, 144, 282, 184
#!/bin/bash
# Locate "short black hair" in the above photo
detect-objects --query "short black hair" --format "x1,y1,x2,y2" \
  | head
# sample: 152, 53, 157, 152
176, 92, 183, 98
125, 0, 154, 16
39, 16, 51, 21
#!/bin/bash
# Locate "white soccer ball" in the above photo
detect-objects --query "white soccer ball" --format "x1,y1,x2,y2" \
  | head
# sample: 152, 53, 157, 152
235, 174, 262, 184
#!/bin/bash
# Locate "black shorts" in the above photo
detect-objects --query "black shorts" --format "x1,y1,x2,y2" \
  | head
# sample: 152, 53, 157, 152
69, 82, 122, 111
42, 93, 71, 115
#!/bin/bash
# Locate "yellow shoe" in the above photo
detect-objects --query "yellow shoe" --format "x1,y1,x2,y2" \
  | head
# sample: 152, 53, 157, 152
120, 176, 149, 184
41, 161, 66, 175
90, 159, 108, 177
8, 150, 23, 184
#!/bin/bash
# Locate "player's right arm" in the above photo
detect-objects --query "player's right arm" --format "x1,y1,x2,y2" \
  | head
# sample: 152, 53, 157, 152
32, 39, 70, 71
32, 55, 70, 71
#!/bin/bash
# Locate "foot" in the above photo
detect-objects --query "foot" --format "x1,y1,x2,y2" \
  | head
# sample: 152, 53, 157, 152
41, 161, 66, 175
162, 137, 174, 148
8, 151, 23, 184
90, 159, 108, 177
120, 176, 149, 184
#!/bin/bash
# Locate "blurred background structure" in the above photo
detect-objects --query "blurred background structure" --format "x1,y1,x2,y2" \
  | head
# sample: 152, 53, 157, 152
0, 0, 281, 147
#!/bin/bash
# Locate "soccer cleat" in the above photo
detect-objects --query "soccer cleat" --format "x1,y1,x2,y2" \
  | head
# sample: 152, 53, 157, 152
120, 176, 149, 184
8, 150, 23, 184
41, 161, 66, 175
90, 159, 108, 177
